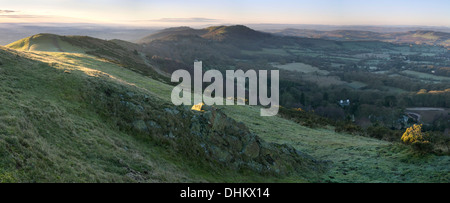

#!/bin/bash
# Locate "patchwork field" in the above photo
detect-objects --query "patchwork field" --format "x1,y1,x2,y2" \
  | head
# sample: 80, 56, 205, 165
241, 48, 290, 56
401, 70, 450, 82
405, 108, 449, 124
274, 62, 329, 75
347, 81, 367, 89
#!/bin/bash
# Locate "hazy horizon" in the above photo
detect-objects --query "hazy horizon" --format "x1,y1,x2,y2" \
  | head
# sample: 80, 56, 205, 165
1, 0, 450, 27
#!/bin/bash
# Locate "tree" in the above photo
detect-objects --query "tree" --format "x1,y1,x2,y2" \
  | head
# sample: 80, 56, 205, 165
384, 96, 397, 107
323, 92, 329, 102
300, 92, 306, 106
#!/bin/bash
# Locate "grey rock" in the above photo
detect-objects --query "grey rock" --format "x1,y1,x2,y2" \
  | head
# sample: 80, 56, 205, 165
164, 108, 180, 115
147, 121, 161, 129
132, 120, 148, 132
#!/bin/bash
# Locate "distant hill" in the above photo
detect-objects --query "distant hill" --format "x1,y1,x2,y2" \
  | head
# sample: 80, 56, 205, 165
138, 25, 427, 75
138, 25, 273, 44
137, 26, 206, 43
389, 31, 450, 47
252, 24, 450, 33
270, 29, 450, 47
0, 23, 159, 46
202, 25, 272, 41
7, 33, 140, 53
137, 25, 343, 73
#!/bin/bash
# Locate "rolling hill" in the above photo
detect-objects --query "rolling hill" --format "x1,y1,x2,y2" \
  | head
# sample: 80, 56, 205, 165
270, 29, 450, 47
136, 25, 383, 74
6, 33, 88, 53
7, 33, 167, 80
137, 27, 206, 43
138, 25, 272, 44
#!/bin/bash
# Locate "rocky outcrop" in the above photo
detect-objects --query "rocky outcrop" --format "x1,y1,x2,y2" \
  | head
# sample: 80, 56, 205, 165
85, 79, 324, 177
190, 105, 323, 175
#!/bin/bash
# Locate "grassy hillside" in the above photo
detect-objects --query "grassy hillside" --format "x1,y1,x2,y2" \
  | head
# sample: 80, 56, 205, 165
219, 105, 450, 182
7, 34, 168, 81
0, 45, 325, 183
2, 33, 449, 183
0, 46, 193, 182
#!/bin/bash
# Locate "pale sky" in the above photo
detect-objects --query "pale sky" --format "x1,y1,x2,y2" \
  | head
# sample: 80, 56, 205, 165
1, 0, 450, 27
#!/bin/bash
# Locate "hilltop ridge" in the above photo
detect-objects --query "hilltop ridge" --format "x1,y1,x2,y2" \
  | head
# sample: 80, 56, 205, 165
7, 33, 135, 53
7, 33, 86, 53
138, 25, 273, 43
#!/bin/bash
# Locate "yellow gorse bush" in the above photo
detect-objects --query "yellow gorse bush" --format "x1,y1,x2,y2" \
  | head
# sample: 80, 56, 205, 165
191, 102, 206, 112
401, 124, 429, 144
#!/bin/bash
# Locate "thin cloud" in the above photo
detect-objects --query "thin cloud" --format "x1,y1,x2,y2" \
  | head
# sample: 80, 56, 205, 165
0, 13, 103, 24
0, 10, 16, 14
0, 15, 41, 18
148, 18, 219, 23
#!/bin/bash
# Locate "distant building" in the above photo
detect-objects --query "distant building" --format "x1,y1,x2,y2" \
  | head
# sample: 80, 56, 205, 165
339, 99, 350, 107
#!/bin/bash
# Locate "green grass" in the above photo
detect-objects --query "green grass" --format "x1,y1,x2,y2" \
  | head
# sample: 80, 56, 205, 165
0, 48, 196, 182
217, 105, 450, 183
5, 38, 30, 51
347, 81, 367, 89
25, 52, 174, 101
